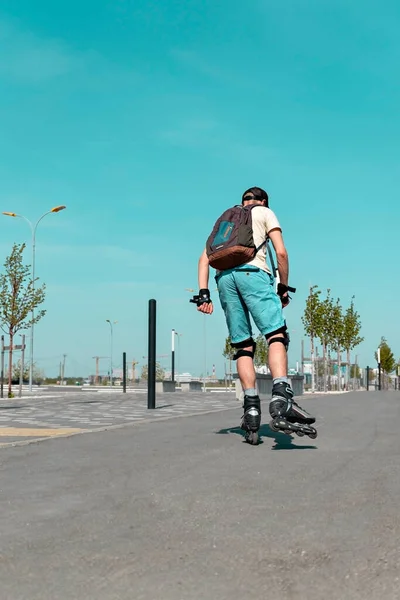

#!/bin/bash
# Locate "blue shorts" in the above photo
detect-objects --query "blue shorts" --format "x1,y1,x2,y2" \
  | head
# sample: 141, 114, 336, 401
216, 266, 285, 344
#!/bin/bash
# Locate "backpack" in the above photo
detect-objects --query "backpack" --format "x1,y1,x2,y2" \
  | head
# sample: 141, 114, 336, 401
206, 204, 267, 271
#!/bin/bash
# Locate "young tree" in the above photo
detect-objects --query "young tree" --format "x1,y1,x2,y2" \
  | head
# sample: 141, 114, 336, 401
349, 364, 361, 379
330, 299, 345, 391
12, 360, 44, 384
317, 290, 336, 392
375, 337, 396, 379
12, 359, 29, 383
302, 285, 322, 392
254, 334, 268, 368
0, 244, 46, 397
342, 297, 364, 388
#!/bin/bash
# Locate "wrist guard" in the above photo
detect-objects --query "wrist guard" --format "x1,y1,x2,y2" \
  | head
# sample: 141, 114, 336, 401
189, 288, 212, 307
277, 283, 296, 305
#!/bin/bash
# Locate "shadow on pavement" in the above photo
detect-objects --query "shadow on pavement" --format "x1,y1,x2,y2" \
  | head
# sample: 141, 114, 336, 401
72, 400, 102, 404
0, 405, 24, 410
216, 423, 317, 450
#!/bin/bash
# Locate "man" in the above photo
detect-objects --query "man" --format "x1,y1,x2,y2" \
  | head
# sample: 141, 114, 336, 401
193, 186, 316, 443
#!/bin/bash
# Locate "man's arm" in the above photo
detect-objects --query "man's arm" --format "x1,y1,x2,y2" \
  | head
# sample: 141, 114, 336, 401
268, 228, 289, 286
198, 248, 210, 290
196, 249, 213, 314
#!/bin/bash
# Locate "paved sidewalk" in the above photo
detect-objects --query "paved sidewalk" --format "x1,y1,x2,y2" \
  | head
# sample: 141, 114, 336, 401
1, 391, 400, 600
0, 391, 241, 446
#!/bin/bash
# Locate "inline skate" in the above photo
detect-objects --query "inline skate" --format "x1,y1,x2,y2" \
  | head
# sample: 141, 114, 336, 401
240, 394, 261, 445
269, 382, 317, 439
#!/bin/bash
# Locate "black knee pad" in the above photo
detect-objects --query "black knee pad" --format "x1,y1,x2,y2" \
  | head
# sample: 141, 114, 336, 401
232, 338, 256, 361
266, 326, 290, 351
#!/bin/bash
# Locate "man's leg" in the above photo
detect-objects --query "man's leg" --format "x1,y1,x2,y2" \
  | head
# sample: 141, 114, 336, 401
231, 339, 261, 435
267, 332, 287, 379
217, 270, 261, 441
266, 328, 315, 425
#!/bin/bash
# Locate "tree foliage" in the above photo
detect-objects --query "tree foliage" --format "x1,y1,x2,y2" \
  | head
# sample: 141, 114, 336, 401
222, 336, 235, 361
375, 337, 396, 374
140, 362, 165, 381
254, 334, 268, 367
302, 288, 364, 390
301, 285, 322, 340
342, 297, 364, 353
350, 364, 361, 379
223, 334, 268, 368
12, 360, 44, 384
0, 243, 46, 396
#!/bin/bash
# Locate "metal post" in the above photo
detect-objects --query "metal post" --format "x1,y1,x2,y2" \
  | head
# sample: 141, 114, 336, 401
110, 325, 113, 387
148, 299, 156, 409
60, 354, 66, 386
122, 352, 127, 393
171, 329, 175, 383
1, 335, 4, 399
29, 227, 36, 392
366, 366, 369, 391
19, 334, 26, 398
377, 348, 381, 391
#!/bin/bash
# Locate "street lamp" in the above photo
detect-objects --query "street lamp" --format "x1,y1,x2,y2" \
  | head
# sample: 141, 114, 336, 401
2, 206, 67, 392
171, 329, 183, 384
106, 320, 117, 386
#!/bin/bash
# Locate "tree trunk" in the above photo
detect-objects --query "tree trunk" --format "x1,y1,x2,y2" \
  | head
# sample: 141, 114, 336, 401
311, 335, 315, 393
8, 333, 13, 398
337, 348, 341, 391
346, 349, 350, 390
323, 340, 327, 393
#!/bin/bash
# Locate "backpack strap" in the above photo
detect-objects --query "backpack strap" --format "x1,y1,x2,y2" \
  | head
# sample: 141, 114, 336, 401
266, 237, 278, 280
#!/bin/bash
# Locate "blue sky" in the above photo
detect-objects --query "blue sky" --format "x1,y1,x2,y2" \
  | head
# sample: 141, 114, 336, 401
0, 0, 399, 379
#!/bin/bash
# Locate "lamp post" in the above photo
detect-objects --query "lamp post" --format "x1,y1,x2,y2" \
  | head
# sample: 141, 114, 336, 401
377, 347, 381, 391
106, 320, 117, 386
3, 206, 66, 392
171, 330, 182, 384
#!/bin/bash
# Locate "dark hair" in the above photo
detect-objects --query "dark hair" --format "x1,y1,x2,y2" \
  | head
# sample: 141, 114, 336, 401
242, 187, 269, 206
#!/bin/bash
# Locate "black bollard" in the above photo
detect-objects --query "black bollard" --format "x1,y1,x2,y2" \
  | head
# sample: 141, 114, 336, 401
148, 299, 156, 409
122, 352, 127, 393
366, 366, 369, 391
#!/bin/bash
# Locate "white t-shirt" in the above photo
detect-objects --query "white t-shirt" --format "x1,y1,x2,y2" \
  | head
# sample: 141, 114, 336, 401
245, 206, 281, 273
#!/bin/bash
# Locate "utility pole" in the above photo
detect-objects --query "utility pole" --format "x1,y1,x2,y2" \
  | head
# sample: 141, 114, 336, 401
60, 354, 67, 386
377, 347, 381, 391
19, 334, 26, 398
92, 356, 108, 385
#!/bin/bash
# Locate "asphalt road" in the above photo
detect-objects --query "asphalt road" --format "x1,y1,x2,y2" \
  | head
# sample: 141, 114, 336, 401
0, 391, 399, 600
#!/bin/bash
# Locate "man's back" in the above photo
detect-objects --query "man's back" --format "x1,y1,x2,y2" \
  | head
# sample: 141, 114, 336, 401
244, 205, 281, 273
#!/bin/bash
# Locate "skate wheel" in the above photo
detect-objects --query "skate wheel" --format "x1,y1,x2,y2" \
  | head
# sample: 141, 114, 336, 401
308, 431, 318, 440
269, 420, 280, 432
246, 431, 259, 445
296, 431, 305, 437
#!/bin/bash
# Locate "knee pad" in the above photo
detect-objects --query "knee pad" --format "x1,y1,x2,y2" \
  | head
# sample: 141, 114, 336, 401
232, 338, 256, 361
266, 327, 290, 351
